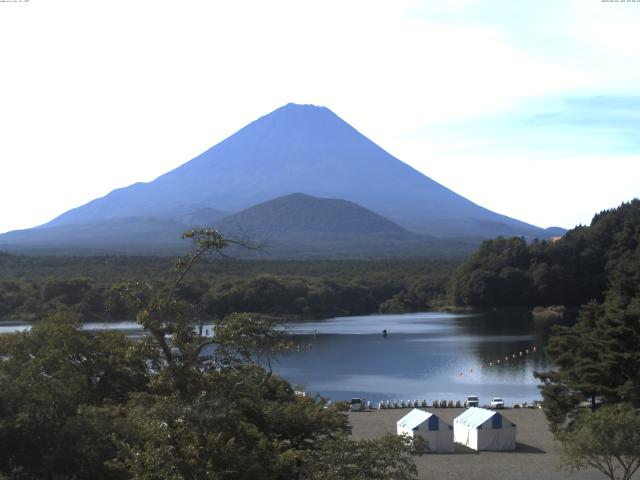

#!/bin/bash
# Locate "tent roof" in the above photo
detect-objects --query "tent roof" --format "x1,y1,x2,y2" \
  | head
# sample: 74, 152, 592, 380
454, 407, 497, 428
397, 409, 433, 430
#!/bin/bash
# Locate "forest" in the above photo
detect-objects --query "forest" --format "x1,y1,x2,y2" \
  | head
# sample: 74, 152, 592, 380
0, 254, 454, 323
2, 200, 640, 324
448, 199, 640, 309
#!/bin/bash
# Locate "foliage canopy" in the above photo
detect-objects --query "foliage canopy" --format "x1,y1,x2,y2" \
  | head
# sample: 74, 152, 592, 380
0, 229, 422, 479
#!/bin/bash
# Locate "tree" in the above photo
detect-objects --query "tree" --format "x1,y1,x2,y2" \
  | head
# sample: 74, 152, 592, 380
447, 200, 640, 308
111, 229, 420, 479
213, 312, 292, 373
0, 229, 424, 479
535, 297, 640, 430
304, 434, 423, 480
117, 229, 254, 397
558, 405, 640, 480
0, 313, 151, 479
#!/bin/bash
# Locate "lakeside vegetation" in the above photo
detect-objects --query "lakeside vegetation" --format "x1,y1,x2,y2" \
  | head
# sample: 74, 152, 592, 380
3, 201, 638, 325
448, 199, 640, 309
1, 200, 639, 478
0, 254, 455, 323
0, 230, 425, 479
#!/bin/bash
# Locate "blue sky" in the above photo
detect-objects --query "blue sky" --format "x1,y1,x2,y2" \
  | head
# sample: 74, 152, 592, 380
0, 0, 638, 233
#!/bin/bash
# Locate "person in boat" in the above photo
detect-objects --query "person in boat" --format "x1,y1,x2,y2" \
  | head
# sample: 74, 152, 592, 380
382, 329, 388, 337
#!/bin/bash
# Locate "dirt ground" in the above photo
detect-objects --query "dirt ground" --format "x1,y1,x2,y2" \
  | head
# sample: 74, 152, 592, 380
348, 407, 613, 480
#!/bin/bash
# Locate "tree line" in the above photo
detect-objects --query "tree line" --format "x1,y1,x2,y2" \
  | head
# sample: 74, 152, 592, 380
0, 255, 454, 323
448, 200, 640, 309
529, 200, 640, 479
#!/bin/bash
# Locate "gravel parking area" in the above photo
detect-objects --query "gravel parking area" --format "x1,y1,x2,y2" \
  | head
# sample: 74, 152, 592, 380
348, 408, 610, 480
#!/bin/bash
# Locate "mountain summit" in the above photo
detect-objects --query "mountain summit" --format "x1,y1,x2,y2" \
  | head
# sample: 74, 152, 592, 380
0, 103, 561, 255
42, 103, 548, 238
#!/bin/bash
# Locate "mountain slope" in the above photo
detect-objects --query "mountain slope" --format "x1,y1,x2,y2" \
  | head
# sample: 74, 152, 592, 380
216, 193, 410, 240
0, 194, 478, 257
40, 103, 556, 239
0, 208, 228, 255
214, 193, 475, 258
0, 217, 188, 254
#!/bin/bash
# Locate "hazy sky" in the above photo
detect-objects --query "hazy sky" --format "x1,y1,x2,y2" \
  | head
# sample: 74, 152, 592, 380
1, 0, 639, 234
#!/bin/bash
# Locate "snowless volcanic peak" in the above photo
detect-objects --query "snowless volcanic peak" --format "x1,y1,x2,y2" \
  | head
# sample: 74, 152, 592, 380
38, 103, 549, 239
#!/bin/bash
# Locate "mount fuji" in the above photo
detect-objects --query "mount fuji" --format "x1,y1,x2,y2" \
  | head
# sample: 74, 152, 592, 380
0, 103, 563, 256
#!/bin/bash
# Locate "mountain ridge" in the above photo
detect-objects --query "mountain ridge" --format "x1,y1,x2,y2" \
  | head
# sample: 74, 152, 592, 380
216, 193, 412, 238
0, 102, 566, 255
0, 194, 477, 258
39, 103, 555, 238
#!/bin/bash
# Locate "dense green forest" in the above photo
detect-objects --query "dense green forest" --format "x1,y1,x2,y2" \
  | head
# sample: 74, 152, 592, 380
531, 203, 640, 480
0, 231, 424, 479
448, 200, 640, 309
0, 253, 455, 323
533, 202, 640, 422
3, 200, 639, 323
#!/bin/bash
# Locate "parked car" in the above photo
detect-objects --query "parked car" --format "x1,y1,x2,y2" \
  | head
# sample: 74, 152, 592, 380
350, 398, 365, 412
490, 397, 505, 409
464, 395, 479, 408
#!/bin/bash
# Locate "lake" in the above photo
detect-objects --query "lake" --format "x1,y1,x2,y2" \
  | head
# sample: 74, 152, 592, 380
0, 320, 145, 335
275, 310, 564, 406
0, 310, 564, 406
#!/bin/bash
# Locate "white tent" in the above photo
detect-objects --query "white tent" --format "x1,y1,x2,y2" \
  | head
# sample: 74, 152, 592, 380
396, 409, 454, 453
453, 407, 516, 451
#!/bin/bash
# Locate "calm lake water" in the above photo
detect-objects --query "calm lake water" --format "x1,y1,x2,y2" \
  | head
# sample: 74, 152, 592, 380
0, 310, 565, 406
275, 311, 565, 405
0, 321, 144, 335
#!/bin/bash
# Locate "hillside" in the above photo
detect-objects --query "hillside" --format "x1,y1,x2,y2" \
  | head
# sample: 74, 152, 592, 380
0, 194, 477, 258
0, 217, 188, 255
216, 193, 409, 239
447, 199, 640, 308
213, 193, 477, 258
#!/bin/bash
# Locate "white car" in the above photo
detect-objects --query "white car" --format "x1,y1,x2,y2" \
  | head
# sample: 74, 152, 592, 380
490, 397, 505, 409
464, 395, 479, 408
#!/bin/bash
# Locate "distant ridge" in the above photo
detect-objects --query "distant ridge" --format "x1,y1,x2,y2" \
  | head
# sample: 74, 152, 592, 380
213, 193, 475, 258
217, 193, 410, 239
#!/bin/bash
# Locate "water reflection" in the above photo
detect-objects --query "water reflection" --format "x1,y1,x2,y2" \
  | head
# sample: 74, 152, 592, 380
0, 321, 143, 335
275, 310, 568, 405
1, 310, 568, 405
